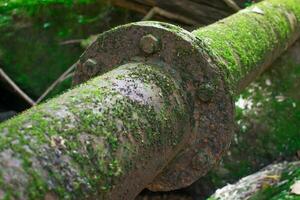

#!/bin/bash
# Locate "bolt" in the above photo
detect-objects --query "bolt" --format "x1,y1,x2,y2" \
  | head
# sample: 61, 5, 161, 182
191, 152, 205, 170
191, 151, 215, 170
197, 82, 215, 102
139, 34, 160, 54
82, 58, 98, 76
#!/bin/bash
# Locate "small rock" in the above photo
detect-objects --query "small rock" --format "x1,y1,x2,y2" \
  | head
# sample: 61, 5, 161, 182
291, 181, 300, 195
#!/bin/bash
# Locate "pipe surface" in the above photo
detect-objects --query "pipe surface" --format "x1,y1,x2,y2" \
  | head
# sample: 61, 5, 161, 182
192, 0, 300, 93
0, 62, 190, 199
0, 0, 300, 199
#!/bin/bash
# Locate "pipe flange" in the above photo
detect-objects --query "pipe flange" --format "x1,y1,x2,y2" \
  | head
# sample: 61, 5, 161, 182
73, 21, 234, 191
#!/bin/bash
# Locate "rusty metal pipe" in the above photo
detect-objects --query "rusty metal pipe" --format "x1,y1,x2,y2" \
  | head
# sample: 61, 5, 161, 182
0, 0, 300, 199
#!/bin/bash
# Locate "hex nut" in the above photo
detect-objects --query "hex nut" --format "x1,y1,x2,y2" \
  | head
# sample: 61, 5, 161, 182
197, 83, 215, 102
139, 34, 160, 54
82, 59, 98, 76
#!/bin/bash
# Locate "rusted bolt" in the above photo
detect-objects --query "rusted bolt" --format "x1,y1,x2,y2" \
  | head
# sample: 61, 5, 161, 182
139, 34, 160, 54
191, 151, 215, 170
197, 83, 215, 102
82, 58, 98, 76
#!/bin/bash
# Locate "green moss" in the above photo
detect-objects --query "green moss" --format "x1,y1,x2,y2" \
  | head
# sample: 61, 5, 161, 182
192, 0, 300, 93
190, 37, 300, 198
0, 62, 188, 199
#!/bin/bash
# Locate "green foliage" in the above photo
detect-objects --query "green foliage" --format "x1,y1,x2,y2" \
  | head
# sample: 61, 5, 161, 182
0, 0, 97, 28
0, 0, 134, 99
0, 0, 94, 12
244, 0, 257, 7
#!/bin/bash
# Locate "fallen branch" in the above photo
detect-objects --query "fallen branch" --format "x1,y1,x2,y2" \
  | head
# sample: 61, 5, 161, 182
59, 39, 83, 46
36, 63, 76, 104
0, 68, 35, 106
142, 7, 199, 26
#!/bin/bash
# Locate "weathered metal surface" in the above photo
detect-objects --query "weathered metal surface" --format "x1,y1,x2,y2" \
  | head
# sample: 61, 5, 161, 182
0, 62, 191, 199
192, 0, 300, 93
73, 0, 300, 192
73, 21, 234, 191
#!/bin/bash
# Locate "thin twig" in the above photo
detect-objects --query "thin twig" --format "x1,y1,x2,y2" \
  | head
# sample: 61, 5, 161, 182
36, 63, 76, 104
223, 0, 241, 12
142, 7, 198, 26
0, 68, 35, 106
62, 72, 74, 81
59, 39, 83, 46
111, 0, 149, 14
142, 7, 156, 21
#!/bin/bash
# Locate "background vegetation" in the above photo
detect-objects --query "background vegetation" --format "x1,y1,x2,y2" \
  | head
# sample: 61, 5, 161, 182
0, 0, 139, 100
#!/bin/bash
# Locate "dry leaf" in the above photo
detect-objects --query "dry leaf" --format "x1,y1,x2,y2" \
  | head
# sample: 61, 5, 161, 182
251, 7, 264, 15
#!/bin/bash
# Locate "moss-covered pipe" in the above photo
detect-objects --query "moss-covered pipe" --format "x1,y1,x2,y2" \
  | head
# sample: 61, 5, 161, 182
137, 39, 300, 200
1, 0, 300, 199
0, 62, 190, 199
141, 0, 300, 191
192, 0, 300, 93
166, 39, 300, 200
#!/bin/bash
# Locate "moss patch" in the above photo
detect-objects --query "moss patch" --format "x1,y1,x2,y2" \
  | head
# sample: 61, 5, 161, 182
0, 63, 188, 199
192, 0, 300, 93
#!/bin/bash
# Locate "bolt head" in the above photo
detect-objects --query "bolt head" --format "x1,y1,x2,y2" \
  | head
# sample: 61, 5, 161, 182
82, 58, 98, 76
139, 34, 160, 54
191, 151, 215, 170
197, 83, 215, 102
